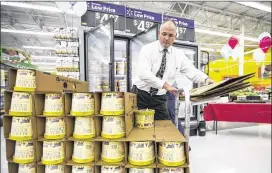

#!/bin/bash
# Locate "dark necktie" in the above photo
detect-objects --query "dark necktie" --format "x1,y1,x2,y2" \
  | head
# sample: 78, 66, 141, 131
150, 49, 168, 96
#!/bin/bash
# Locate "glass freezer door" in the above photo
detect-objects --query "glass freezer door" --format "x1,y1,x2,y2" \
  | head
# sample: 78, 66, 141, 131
129, 24, 158, 91
85, 18, 114, 92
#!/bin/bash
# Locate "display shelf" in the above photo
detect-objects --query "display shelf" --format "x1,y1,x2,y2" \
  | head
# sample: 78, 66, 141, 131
115, 58, 127, 62
115, 75, 126, 78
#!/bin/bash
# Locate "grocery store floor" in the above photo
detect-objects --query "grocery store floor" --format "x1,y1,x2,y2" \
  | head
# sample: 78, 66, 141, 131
1, 124, 271, 173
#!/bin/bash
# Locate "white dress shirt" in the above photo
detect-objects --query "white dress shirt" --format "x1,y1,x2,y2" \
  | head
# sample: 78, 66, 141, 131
133, 40, 208, 95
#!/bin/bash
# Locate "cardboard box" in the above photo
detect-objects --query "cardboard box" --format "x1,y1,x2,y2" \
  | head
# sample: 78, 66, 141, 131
34, 93, 65, 117
6, 139, 36, 163
36, 162, 67, 173
4, 91, 35, 116
125, 127, 156, 168
4, 115, 37, 140
36, 116, 66, 139
8, 68, 89, 93
35, 139, 67, 164
154, 120, 190, 167
95, 141, 126, 166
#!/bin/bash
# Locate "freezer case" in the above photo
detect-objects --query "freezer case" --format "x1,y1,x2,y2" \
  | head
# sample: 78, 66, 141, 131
84, 18, 115, 92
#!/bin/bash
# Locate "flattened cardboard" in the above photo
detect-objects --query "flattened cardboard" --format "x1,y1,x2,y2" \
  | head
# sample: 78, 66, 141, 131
154, 120, 187, 142
126, 127, 155, 141
6, 139, 36, 162
34, 93, 65, 117
36, 140, 66, 163
8, 68, 89, 93
4, 90, 35, 116
37, 116, 66, 139
4, 115, 37, 140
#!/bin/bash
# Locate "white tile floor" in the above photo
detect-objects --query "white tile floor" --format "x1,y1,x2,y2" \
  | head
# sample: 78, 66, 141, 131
1, 124, 271, 173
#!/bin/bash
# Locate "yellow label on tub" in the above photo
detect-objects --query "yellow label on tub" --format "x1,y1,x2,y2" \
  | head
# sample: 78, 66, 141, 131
129, 168, 154, 173
45, 165, 65, 173
159, 168, 184, 173
45, 117, 65, 139
74, 117, 95, 138
73, 141, 95, 162
10, 92, 32, 114
44, 94, 63, 114
15, 69, 36, 89
101, 166, 123, 173
71, 93, 94, 114
42, 141, 64, 164
14, 141, 34, 163
10, 117, 32, 140
158, 142, 185, 165
72, 166, 93, 173
18, 163, 35, 173
129, 141, 155, 163
102, 141, 124, 161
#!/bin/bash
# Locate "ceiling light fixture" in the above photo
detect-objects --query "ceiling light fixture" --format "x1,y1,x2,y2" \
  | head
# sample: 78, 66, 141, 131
196, 28, 258, 42
23, 46, 56, 50
1, 29, 54, 36
1, 2, 75, 14
236, 2, 271, 13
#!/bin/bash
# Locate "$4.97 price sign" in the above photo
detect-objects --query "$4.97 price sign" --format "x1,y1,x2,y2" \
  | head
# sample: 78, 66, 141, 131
133, 19, 154, 32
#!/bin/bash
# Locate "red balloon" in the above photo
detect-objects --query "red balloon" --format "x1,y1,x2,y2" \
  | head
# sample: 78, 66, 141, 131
228, 36, 239, 49
259, 36, 271, 53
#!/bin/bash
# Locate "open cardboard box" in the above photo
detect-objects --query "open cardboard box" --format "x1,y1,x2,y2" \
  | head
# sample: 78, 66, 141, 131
8, 68, 89, 93
3, 115, 37, 140
5, 139, 37, 163
154, 120, 190, 167
36, 116, 66, 139
65, 140, 97, 165
34, 93, 65, 117
95, 141, 126, 166
125, 127, 156, 168
36, 139, 67, 164
36, 162, 67, 173
4, 90, 35, 116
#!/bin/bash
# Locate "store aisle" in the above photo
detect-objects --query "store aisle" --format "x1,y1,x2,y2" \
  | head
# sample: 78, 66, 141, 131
190, 124, 271, 173
0, 125, 271, 173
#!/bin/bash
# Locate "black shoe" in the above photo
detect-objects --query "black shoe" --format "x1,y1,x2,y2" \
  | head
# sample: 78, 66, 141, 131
189, 146, 191, 151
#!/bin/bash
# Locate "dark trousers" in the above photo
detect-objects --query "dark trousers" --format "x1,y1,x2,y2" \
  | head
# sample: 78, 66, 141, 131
166, 92, 185, 135
131, 85, 169, 120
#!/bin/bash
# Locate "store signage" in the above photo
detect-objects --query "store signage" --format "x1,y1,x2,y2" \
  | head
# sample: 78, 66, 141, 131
86, 1, 125, 16
163, 15, 195, 29
125, 7, 162, 23
83, 1, 195, 41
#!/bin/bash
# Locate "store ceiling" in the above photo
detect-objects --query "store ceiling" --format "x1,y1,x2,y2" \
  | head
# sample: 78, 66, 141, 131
1, 1, 271, 69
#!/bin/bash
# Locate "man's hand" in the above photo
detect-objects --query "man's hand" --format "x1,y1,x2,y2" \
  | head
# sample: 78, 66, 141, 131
205, 78, 215, 85
163, 83, 178, 95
